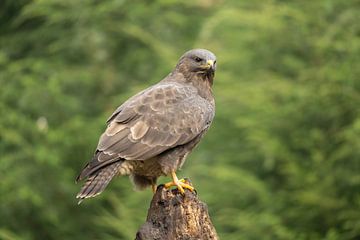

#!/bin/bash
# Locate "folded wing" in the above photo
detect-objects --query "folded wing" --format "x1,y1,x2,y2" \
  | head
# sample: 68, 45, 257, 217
77, 83, 214, 181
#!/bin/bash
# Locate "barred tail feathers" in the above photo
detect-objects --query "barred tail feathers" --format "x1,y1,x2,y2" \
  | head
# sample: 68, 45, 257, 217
76, 161, 123, 203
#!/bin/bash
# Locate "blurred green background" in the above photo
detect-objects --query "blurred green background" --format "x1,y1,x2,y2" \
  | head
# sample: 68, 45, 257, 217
1, 0, 359, 239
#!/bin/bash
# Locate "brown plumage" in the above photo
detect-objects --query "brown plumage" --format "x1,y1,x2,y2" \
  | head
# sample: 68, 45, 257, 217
76, 49, 217, 202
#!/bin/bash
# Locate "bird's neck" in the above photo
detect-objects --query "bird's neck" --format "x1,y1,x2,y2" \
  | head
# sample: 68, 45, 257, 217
193, 73, 214, 101
165, 70, 214, 102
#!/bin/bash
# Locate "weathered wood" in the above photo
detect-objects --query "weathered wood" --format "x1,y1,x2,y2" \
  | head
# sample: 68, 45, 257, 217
135, 182, 219, 240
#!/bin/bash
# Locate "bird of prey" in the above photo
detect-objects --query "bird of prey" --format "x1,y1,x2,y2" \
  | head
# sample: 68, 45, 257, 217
76, 49, 216, 202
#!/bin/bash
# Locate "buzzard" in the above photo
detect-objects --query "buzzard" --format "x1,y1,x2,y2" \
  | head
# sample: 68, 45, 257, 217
76, 49, 216, 202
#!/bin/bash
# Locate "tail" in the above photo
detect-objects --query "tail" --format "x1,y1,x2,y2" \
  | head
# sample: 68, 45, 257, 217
76, 161, 123, 204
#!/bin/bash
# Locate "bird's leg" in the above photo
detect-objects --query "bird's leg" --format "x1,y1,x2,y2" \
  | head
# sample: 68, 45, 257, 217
151, 183, 157, 193
164, 171, 194, 194
150, 178, 157, 194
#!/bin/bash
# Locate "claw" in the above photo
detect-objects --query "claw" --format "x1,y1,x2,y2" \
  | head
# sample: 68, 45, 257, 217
164, 171, 195, 194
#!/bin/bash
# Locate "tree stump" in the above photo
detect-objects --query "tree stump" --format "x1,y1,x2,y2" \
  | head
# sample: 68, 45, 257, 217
135, 182, 219, 240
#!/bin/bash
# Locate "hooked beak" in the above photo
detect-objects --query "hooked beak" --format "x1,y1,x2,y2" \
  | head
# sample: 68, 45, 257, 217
205, 59, 215, 71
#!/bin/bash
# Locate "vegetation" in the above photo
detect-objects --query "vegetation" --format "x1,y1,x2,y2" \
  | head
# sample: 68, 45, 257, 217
1, 0, 359, 239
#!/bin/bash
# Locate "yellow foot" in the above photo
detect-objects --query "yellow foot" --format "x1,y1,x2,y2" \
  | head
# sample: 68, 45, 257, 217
164, 171, 195, 194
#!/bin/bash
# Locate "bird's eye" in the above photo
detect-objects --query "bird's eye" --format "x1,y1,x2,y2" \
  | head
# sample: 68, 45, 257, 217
194, 57, 202, 62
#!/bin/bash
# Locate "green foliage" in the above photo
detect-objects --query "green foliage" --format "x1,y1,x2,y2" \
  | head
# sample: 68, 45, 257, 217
1, 0, 359, 239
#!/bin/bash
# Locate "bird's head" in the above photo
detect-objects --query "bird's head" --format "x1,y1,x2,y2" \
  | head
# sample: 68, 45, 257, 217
175, 49, 217, 83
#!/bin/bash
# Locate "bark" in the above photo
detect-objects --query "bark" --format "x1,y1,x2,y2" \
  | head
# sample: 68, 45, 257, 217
135, 182, 219, 240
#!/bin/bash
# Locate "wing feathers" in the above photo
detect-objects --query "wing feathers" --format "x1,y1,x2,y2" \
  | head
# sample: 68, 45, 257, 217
81, 83, 214, 181
130, 121, 149, 140
105, 122, 127, 136
97, 127, 130, 151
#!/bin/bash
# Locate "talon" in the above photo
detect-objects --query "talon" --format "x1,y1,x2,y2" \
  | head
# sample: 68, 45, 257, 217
164, 171, 195, 194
